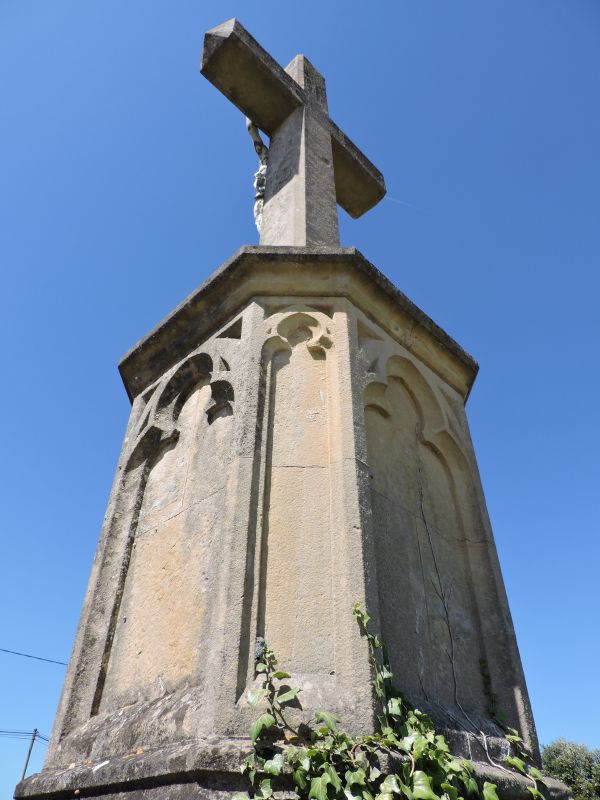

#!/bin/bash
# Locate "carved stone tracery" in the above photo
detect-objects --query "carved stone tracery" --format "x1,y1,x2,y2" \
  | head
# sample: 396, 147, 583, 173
253, 308, 336, 680
90, 349, 235, 715
363, 349, 498, 733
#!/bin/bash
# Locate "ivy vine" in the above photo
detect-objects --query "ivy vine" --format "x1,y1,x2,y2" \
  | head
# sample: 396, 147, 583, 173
236, 605, 547, 800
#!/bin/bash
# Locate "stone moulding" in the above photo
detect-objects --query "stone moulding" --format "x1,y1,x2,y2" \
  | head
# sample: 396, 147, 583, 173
118, 246, 478, 404
15, 738, 569, 800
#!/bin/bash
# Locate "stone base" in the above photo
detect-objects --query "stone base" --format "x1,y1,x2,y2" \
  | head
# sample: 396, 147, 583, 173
15, 739, 250, 800
16, 738, 570, 800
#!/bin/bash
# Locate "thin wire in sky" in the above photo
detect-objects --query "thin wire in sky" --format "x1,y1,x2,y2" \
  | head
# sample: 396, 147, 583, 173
0, 730, 50, 743
0, 647, 67, 666
385, 195, 428, 214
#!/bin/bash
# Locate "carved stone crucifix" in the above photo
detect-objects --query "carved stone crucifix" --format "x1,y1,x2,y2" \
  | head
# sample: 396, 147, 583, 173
201, 19, 386, 247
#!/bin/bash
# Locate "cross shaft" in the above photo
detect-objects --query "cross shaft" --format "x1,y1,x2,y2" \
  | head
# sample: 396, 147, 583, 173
201, 19, 386, 246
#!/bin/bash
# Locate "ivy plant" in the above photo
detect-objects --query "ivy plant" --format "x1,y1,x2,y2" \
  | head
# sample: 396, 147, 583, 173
235, 604, 544, 800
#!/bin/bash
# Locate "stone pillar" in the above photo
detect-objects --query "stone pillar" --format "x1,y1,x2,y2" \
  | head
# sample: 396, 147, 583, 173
16, 248, 564, 800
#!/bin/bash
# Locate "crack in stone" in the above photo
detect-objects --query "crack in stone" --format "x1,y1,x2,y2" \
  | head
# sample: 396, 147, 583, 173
370, 487, 488, 545
137, 485, 228, 535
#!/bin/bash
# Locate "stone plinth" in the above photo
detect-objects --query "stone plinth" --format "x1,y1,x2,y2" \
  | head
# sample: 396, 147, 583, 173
17, 248, 558, 800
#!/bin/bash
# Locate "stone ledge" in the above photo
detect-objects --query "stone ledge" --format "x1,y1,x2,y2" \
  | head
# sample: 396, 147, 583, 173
16, 738, 570, 800
15, 738, 251, 799
118, 246, 478, 403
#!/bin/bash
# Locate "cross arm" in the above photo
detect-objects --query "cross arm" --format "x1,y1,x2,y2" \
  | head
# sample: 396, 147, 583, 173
329, 119, 386, 219
201, 19, 303, 138
201, 19, 386, 219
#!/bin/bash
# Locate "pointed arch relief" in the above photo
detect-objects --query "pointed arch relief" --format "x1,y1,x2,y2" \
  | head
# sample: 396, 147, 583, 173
96, 350, 236, 715
253, 308, 336, 679
363, 355, 493, 730
263, 307, 333, 358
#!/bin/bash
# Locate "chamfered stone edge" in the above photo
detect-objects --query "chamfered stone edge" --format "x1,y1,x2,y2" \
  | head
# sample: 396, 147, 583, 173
15, 738, 570, 800
118, 246, 479, 404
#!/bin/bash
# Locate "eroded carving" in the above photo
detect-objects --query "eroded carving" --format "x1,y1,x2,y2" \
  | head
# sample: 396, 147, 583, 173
92, 351, 235, 715
252, 309, 336, 680
363, 355, 495, 735
217, 316, 243, 339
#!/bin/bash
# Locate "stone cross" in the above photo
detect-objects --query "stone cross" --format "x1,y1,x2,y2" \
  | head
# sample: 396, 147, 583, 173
201, 19, 386, 246
16, 20, 564, 800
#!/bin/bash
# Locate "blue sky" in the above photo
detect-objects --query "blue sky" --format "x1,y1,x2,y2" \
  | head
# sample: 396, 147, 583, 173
1, 0, 599, 794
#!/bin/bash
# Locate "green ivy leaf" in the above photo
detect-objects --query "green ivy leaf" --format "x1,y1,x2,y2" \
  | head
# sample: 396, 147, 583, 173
242, 610, 491, 800
440, 783, 458, 800
381, 774, 402, 794
345, 789, 362, 800
399, 734, 417, 752
309, 773, 331, 800
256, 778, 273, 799
250, 712, 276, 743
295, 750, 311, 772
277, 687, 301, 704
399, 783, 413, 800
315, 710, 339, 732
506, 756, 527, 775
462, 777, 478, 797
241, 754, 257, 783
353, 603, 370, 627
346, 769, 367, 787
327, 765, 343, 792
263, 753, 284, 775
246, 688, 268, 707
482, 782, 500, 800
528, 767, 546, 786
412, 734, 429, 760
294, 768, 309, 790
387, 697, 403, 717
286, 745, 298, 762
526, 787, 544, 799
412, 771, 440, 800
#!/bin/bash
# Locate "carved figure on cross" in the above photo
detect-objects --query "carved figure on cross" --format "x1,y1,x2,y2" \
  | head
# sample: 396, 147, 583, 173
201, 19, 386, 247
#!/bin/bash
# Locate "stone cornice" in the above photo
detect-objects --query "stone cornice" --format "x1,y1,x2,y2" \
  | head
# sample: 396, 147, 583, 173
119, 246, 479, 403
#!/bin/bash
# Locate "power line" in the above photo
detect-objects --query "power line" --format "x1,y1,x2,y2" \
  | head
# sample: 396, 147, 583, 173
0, 730, 31, 735
0, 647, 67, 666
0, 729, 49, 740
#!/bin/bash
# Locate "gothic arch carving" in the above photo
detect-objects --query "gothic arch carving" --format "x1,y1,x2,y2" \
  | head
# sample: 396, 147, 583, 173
263, 308, 333, 358
246, 307, 336, 684
91, 349, 235, 716
363, 353, 491, 728
127, 352, 234, 471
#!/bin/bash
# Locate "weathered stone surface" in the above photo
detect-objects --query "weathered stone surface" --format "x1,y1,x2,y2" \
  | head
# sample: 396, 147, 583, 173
17, 20, 569, 800
259, 56, 340, 247
15, 737, 569, 800
17, 248, 560, 800
118, 247, 478, 403
201, 19, 386, 240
